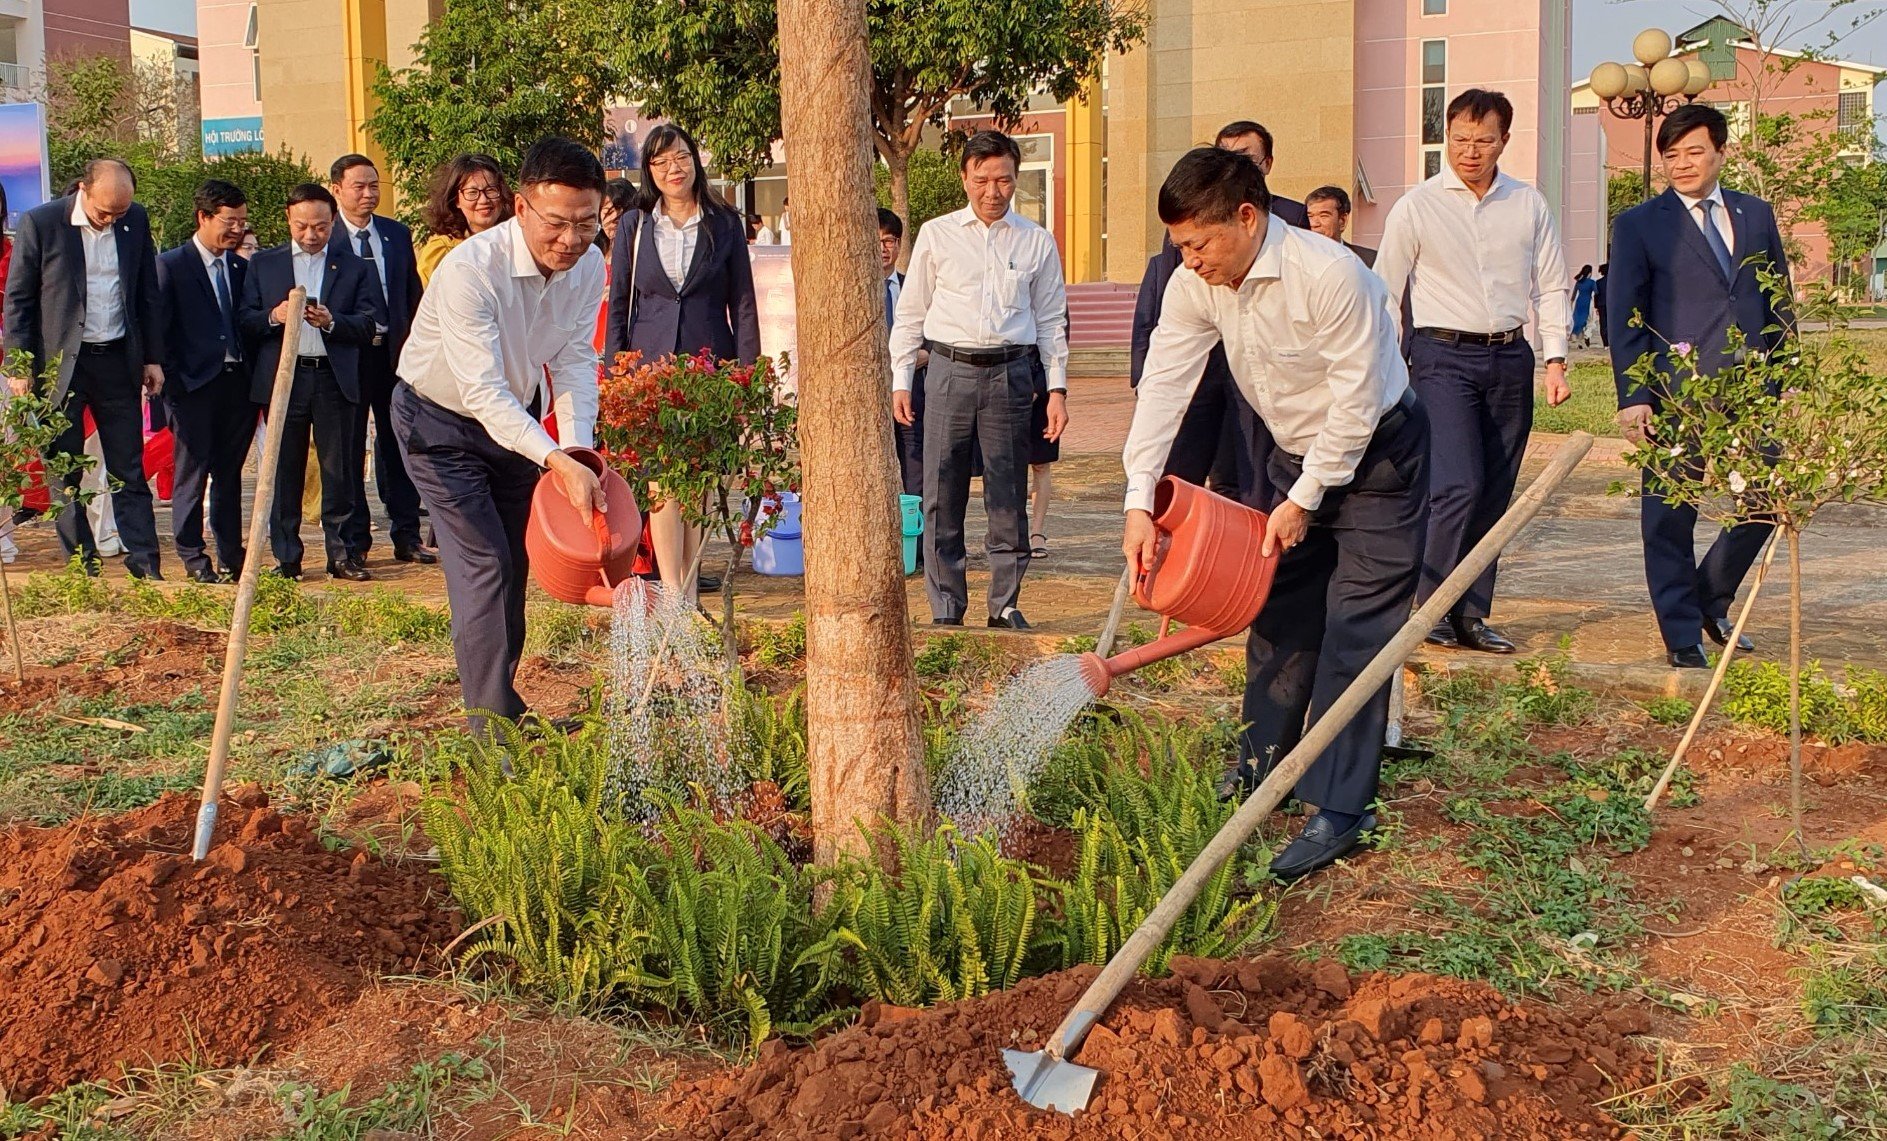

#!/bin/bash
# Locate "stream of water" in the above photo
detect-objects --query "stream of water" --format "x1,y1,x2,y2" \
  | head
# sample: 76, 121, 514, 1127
934, 654, 1099, 838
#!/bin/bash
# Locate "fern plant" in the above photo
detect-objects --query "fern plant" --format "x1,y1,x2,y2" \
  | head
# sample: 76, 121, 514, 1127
826, 825, 1055, 1007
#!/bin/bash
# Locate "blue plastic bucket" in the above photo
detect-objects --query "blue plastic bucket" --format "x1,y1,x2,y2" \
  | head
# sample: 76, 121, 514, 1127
753, 492, 804, 576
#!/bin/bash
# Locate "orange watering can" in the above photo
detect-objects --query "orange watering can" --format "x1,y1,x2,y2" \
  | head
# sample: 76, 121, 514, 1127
1077, 476, 1279, 698
524, 447, 644, 607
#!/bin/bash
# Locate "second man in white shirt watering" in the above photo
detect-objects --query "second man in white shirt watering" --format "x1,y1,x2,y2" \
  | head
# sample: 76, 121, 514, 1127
1376, 89, 1572, 656
891, 131, 1069, 630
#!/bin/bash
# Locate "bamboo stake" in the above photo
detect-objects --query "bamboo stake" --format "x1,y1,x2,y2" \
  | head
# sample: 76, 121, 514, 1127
1643, 531, 1780, 812
1031, 432, 1594, 1068
192, 288, 306, 861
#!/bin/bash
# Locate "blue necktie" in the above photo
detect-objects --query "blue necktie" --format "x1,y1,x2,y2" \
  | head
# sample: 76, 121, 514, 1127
212, 256, 239, 361
1698, 200, 1735, 281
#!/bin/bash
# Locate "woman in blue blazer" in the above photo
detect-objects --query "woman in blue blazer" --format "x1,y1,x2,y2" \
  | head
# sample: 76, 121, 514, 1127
603, 124, 761, 603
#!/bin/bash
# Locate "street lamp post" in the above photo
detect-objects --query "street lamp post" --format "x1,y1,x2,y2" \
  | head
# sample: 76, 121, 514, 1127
1589, 29, 1714, 201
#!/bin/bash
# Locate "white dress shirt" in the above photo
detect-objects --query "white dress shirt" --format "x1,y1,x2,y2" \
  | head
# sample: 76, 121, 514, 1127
1127, 223, 1409, 514
1375, 165, 1573, 360
398, 219, 605, 467
652, 204, 701, 290
1675, 185, 1736, 252
889, 206, 1069, 392
193, 236, 239, 363
755, 224, 776, 245
290, 247, 329, 357
71, 192, 127, 343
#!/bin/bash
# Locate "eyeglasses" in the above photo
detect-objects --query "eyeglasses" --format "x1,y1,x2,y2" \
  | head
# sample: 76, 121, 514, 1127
520, 195, 603, 241
647, 153, 695, 173
459, 185, 506, 203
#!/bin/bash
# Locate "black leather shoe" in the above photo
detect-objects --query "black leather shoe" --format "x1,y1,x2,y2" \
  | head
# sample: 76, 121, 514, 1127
1424, 621, 1459, 648
394, 542, 439, 565
1705, 618, 1755, 654
187, 567, 228, 585
932, 616, 963, 627
273, 563, 303, 582
1269, 812, 1378, 882
128, 565, 164, 582
988, 608, 1032, 631
327, 558, 372, 582
1453, 618, 1517, 655
79, 557, 104, 578
1217, 764, 1259, 802
1669, 644, 1710, 669
696, 574, 723, 592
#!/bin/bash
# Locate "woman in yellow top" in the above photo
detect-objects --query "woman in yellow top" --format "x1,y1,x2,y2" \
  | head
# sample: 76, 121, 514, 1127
415, 154, 513, 285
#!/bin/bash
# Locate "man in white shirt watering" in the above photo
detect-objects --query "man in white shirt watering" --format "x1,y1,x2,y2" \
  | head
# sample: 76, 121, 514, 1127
1376, 88, 1572, 656
1126, 146, 1428, 882
396, 137, 608, 736
891, 130, 1069, 630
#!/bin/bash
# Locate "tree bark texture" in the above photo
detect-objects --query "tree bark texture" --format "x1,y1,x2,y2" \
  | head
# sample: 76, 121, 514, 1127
779, 0, 932, 864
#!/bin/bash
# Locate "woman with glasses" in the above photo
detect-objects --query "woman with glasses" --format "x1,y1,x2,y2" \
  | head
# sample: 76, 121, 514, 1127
417, 154, 514, 286
603, 123, 760, 606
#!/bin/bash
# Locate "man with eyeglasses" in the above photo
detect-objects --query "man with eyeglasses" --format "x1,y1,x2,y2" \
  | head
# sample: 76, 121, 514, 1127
1376, 88, 1573, 657
878, 206, 928, 499
395, 137, 609, 737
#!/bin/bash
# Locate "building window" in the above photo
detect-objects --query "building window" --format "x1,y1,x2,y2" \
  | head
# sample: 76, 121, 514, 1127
251, 51, 261, 102
1421, 39, 1446, 179
1422, 0, 1446, 13
243, 4, 258, 47
1839, 89, 1869, 145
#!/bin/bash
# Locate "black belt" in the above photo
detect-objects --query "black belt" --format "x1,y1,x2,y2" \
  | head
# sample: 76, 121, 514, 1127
1415, 326, 1525, 347
1378, 389, 1417, 434
296, 355, 331, 370
927, 342, 1034, 368
79, 338, 127, 355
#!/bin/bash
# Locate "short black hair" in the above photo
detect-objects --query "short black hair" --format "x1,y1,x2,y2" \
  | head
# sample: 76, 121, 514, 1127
1658, 103, 1729, 154
194, 179, 247, 219
519, 136, 607, 195
1305, 185, 1351, 215
1158, 146, 1272, 226
285, 183, 336, 213
960, 130, 1021, 172
604, 176, 636, 214
1446, 89, 1514, 135
877, 207, 903, 241
1214, 120, 1276, 162
80, 157, 136, 191
329, 154, 376, 183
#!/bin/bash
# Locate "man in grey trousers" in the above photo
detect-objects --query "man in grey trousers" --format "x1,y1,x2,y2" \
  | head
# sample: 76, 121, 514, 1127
890, 130, 1069, 630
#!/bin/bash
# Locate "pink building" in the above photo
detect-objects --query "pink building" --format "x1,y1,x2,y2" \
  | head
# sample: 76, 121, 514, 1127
195, 0, 262, 155
1351, 0, 1571, 248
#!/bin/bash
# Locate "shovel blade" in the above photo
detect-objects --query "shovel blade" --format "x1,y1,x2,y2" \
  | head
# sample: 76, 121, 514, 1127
1002, 1048, 1100, 1114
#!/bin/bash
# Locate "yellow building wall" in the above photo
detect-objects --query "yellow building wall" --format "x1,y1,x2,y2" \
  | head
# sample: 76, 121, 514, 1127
1103, 0, 1356, 282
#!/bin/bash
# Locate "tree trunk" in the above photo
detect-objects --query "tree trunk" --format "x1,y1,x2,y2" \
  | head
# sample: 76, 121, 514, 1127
885, 144, 914, 268
1, 556, 21, 683
779, 0, 932, 864
1787, 526, 1806, 860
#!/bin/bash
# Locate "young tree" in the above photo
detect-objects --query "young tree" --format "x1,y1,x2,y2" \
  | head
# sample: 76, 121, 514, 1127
615, 0, 1142, 254
777, 0, 932, 862
367, 0, 622, 223
0, 352, 93, 682
1618, 274, 1887, 856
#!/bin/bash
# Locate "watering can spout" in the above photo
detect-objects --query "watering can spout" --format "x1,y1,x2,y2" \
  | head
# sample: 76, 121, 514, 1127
1081, 478, 1279, 695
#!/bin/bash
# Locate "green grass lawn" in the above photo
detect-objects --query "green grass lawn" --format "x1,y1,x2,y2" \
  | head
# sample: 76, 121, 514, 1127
1535, 360, 1622, 437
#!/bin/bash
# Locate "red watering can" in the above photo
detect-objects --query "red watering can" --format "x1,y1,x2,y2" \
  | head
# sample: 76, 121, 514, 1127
1078, 476, 1279, 698
524, 447, 644, 608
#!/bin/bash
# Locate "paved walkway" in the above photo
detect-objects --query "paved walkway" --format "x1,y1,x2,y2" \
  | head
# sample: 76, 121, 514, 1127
7, 374, 1883, 683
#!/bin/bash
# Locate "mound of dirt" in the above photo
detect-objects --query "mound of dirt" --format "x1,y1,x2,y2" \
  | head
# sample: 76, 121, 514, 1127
0, 619, 224, 710
0, 788, 462, 1098
664, 955, 1654, 1139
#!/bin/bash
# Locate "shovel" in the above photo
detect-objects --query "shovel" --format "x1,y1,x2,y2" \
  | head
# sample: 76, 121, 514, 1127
1005, 432, 1593, 1113
1381, 669, 1435, 763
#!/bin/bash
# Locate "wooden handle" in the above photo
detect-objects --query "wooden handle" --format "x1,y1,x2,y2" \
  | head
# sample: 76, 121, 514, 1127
1042, 432, 1596, 1062
192, 288, 306, 861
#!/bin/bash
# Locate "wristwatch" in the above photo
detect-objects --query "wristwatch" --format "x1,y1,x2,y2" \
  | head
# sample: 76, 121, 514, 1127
1546, 357, 1566, 366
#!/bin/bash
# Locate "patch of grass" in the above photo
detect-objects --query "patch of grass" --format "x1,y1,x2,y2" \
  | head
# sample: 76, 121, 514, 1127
912, 631, 1007, 687
747, 610, 807, 669
1801, 944, 1887, 1038
279, 1052, 492, 1139
1643, 696, 1696, 726
1541, 361, 1625, 437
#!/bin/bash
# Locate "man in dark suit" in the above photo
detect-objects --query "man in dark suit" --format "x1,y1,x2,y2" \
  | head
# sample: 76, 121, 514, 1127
329, 154, 434, 565
1129, 119, 1307, 504
1608, 103, 1790, 669
1305, 185, 1375, 267
3, 158, 167, 578
1213, 121, 1311, 229
879, 207, 928, 498
238, 183, 384, 582
155, 179, 254, 583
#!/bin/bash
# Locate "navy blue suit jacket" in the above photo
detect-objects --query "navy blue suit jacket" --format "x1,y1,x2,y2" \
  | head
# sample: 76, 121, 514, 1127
603, 206, 761, 365
328, 215, 423, 356
3, 194, 165, 401
1606, 187, 1793, 409
237, 243, 384, 405
156, 242, 248, 394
